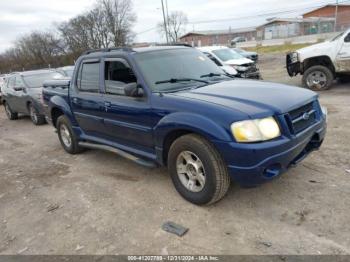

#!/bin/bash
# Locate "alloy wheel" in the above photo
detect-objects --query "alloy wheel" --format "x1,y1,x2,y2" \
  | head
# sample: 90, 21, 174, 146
60, 124, 72, 148
176, 151, 206, 192
306, 71, 327, 90
30, 105, 38, 124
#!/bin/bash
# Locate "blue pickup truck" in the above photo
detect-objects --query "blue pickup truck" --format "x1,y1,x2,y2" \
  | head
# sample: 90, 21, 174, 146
43, 46, 327, 205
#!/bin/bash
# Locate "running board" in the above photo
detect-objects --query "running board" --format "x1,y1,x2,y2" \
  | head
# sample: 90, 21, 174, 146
78, 142, 157, 168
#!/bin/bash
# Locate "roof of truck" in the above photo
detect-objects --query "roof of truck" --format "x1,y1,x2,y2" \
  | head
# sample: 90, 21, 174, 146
83, 45, 190, 57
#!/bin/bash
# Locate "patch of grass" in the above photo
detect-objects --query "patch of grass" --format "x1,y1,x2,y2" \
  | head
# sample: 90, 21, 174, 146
245, 43, 314, 54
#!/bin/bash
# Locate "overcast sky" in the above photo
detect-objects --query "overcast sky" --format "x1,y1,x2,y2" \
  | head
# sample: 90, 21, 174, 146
0, 0, 337, 52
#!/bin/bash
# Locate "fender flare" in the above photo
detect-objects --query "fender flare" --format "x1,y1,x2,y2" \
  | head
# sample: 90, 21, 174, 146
154, 112, 232, 149
49, 95, 77, 126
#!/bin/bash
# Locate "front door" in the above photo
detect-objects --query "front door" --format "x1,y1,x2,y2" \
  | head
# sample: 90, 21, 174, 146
70, 59, 105, 138
336, 32, 350, 72
14, 76, 28, 113
100, 58, 154, 152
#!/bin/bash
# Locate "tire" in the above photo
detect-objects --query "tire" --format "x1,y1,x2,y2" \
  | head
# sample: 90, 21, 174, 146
302, 65, 334, 91
3, 102, 18, 120
56, 115, 83, 154
28, 103, 46, 125
168, 134, 230, 205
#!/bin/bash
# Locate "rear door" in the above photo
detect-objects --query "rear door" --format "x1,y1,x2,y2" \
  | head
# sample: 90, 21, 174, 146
100, 57, 154, 152
336, 31, 350, 72
70, 59, 106, 138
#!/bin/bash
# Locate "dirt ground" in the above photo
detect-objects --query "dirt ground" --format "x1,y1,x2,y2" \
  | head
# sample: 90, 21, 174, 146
1, 53, 350, 255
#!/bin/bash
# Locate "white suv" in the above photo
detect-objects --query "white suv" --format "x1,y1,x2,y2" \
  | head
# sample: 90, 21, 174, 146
198, 46, 261, 79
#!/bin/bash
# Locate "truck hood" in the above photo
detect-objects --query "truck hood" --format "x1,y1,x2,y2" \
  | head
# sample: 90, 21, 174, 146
171, 80, 317, 117
297, 41, 334, 61
223, 58, 253, 65
221, 65, 238, 75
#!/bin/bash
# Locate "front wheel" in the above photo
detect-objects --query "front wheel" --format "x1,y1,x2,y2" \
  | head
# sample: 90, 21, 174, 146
168, 134, 230, 205
4, 102, 18, 120
56, 115, 83, 154
302, 65, 334, 91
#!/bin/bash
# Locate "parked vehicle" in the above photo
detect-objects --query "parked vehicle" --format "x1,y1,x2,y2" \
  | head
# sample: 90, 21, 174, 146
199, 46, 261, 79
232, 47, 258, 62
1, 70, 64, 125
231, 36, 246, 46
0, 74, 7, 104
43, 46, 327, 205
56, 66, 75, 78
287, 28, 350, 90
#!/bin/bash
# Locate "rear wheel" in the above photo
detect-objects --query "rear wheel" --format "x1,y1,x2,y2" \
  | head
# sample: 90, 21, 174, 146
29, 103, 45, 125
56, 115, 83, 154
168, 134, 230, 205
4, 102, 18, 120
302, 65, 334, 91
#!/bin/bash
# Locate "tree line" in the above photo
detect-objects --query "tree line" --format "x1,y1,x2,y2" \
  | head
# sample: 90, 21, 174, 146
0, 0, 136, 74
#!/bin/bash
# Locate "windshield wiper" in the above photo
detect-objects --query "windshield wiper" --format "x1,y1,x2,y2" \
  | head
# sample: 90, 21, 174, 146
155, 78, 209, 85
200, 72, 234, 79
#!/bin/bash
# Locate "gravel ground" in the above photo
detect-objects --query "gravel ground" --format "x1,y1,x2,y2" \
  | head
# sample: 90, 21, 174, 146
0, 53, 350, 255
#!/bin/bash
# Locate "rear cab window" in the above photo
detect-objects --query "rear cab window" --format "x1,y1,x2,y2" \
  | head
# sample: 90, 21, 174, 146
77, 61, 100, 93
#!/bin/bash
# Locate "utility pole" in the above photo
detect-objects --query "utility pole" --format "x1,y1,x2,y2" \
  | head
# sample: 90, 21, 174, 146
334, 0, 339, 32
161, 0, 169, 43
165, 0, 170, 41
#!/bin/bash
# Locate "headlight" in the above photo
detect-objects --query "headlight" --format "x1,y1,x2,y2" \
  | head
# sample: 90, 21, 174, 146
231, 117, 281, 143
290, 52, 299, 63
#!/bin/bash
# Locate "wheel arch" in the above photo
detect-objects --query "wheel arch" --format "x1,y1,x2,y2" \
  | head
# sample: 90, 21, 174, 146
154, 112, 232, 165
303, 56, 335, 75
48, 95, 76, 128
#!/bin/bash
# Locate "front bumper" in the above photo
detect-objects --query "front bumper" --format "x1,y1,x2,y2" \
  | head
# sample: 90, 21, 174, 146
239, 71, 261, 79
214, 119, 326, 187
286, 53, 302, 77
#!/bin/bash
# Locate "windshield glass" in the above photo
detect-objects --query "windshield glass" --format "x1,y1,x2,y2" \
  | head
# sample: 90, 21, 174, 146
23, 72, 64, 88
60, 66, 75, 77
331, 32, 344, 41
233, 48, 244, 54
212, 48, 245, 61
134, 48, 226, 92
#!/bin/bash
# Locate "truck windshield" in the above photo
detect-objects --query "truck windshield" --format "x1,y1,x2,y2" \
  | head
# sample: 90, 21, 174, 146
23, 72, 64, 88
331, 32, 344, 41
212, 48, 245, 62
134, 48, 227, 92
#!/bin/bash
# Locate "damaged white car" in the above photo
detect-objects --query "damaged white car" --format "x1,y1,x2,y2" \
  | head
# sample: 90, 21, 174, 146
287, 28, 350, 90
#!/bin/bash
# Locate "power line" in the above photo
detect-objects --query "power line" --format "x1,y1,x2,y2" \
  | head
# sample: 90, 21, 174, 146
134, 0, 350, 36
188, 0, 350, 25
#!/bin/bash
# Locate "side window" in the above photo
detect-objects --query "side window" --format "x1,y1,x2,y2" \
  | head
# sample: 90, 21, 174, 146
205, 52, 222, 66
104, 59, 137, 96
77, 62, 100, 93
15, 77, 25, 88
7, 77, 16, 89
345, 33, 350, 43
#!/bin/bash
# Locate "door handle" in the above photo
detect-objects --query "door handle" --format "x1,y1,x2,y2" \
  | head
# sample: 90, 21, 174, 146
104, 101, 111, 107
72, 97, 78, 103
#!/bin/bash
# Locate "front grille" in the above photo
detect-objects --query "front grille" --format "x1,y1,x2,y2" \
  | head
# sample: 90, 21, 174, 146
246, 64, 258, 73
285, 101, 318, 134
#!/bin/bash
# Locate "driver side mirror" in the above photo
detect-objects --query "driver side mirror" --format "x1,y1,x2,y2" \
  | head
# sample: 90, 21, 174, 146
14, 86, 24, 91
124, 83, 145, 97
